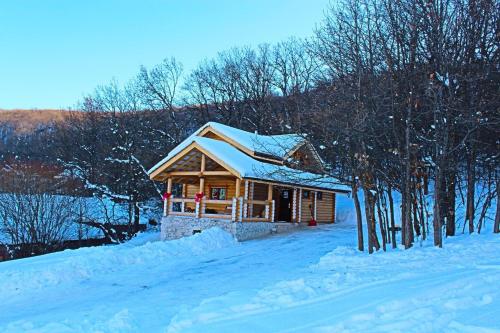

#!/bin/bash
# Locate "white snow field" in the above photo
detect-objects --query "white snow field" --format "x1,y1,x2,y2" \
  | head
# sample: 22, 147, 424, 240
0, 207, 499, 332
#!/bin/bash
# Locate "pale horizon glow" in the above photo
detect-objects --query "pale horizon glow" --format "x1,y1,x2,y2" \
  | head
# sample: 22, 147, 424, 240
0, 0, 330, 110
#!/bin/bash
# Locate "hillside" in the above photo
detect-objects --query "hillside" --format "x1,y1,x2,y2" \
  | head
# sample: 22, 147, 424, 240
0, 109, 73, 133
0, 197, 498, 333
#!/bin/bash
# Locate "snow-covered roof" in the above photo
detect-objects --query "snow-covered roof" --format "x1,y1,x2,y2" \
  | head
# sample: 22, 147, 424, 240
205, 122, 305, 158
150, 122, 305, 173
193, 137, 350, 192
149, 133, 350, 193
148, 122, 306, 177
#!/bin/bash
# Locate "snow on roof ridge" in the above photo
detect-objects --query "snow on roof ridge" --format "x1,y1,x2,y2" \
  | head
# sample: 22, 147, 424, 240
148, 122, 307, 176
206, 122, 306, 158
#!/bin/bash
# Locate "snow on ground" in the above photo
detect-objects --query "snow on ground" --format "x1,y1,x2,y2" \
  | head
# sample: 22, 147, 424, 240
0, 210, 499, 332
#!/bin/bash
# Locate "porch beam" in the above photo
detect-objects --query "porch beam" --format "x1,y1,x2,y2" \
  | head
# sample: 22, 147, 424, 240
243, 178, 341, 194
166, 171, 233, 177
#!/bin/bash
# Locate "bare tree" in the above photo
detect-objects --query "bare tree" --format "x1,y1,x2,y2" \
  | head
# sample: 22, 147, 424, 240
0, 168, 78, 255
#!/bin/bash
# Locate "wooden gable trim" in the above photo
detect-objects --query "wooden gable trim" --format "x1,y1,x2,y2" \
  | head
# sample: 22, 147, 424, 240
307, 143, 325, 172
149, 141, 242, 181
199, 126, 255, 156
150, 142, 198, 180
283, 140, 307, 160
192, 142, 242, 178
285, 141, 325, 173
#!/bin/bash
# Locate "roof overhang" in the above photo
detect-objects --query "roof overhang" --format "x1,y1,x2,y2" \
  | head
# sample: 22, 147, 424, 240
243, 176, 351, 194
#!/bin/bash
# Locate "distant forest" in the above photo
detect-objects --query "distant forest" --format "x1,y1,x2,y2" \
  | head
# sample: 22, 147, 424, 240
1, 0, 498, 252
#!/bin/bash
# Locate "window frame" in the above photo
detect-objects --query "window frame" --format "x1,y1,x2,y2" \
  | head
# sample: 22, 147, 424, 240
210, 186, 227, 200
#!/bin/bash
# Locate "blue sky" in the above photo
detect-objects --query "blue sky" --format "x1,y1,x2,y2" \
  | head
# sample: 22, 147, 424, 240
0, 0, 330, 109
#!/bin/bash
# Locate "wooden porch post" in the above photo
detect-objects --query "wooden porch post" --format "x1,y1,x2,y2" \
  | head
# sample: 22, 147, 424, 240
313, 191, 317, 221
243, 180, 249, 219
196, 177, 205, 218
292, 188, 297, 223
235, 178, 241, 222
200, 153, 206, 172
181, 183, 186, 213
267, 184, 274, 222
332, 193, 336, 223
248, 182, 254, 218
164, 178, 172, 216
195, 154, 207, 218
298, 188, 302, 223
235, 178, 241, 197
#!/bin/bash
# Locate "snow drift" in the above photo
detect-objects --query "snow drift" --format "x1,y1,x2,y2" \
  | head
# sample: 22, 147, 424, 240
0, 227, 236, 298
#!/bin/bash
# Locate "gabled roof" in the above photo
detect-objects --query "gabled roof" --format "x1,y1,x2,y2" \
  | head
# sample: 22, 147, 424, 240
148, 122, 310, 176
148, 134, 350, 193
203, 122, 305, 159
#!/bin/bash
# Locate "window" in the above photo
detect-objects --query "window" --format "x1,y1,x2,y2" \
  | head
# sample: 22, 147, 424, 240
210, 187, 227, 200
172, 183, 183, 197
317, 191, 323, 200
302, 190, 310, 199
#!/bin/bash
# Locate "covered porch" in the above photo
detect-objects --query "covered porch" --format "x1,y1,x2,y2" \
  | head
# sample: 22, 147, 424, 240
164, 174, 277, 223
155, 149, 329, 224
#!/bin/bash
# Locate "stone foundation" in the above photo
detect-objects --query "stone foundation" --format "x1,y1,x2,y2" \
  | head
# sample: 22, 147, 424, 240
161, 215, 301, 241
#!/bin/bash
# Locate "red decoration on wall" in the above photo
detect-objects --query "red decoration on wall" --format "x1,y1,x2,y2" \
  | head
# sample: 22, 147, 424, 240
195, 192, 204, 203
162, 192, 172, 200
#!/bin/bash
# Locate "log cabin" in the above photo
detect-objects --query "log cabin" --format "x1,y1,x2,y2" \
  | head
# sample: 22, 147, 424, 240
148, 122, 350, 240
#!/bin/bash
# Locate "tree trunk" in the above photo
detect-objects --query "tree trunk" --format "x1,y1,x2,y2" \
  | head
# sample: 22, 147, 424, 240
478, 188, 494, 234
376, 194, 387, 251
352, 180, 364, 251
363, 186, 380, 254
433, 170, 443, 247
403, 109, 414, 249
401, 190, 407, 246
465, 148, 476, 234
388, 185, 397, 249
494, 179, 500, 234
412, 192, 421, 237
382, 190, 391, 244
418, 185, 426, 240
365, 189, 374, 254
446, 169, 456, 236
134, 200, 140, 233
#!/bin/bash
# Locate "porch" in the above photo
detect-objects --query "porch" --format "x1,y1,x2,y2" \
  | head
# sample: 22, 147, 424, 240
154, 146, 336, 226
163, 176, 280, 223
162, 175, 326, 224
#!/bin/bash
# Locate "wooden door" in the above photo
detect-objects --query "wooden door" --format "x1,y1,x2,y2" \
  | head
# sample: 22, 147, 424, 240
278, 189, 292, 222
